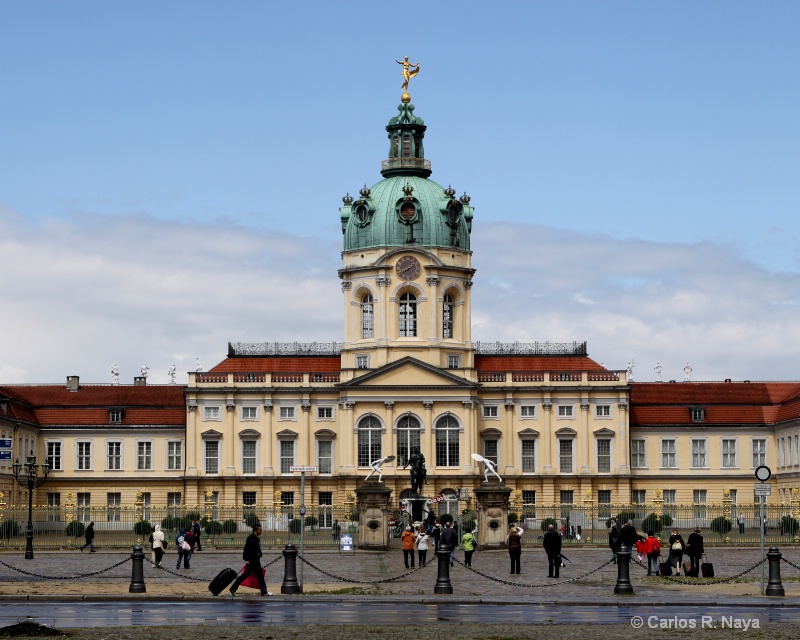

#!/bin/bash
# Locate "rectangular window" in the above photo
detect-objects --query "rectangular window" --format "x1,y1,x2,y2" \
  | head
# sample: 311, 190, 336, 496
662, 489, 676, 505
46, 442, 62, 471
281, 491, 295, 519
356, 355, 370, 369
597, 439, 611, 473
560, 490, 574, 504
691, 407, 705, 422
77, 442, 92, 470
47, 492, 61, 522
722, 439, 737, 468
204, 406, 220, 421
520, 405, 536, 418
482, 405, 498, 419
279, 406, 296, 420
167, 441, 183, 471
107, 441, 122, 470
752, 439, 766, 467
137, 442, 152, 470
630, 439, 646, 468
241, 406, 258, 420
107, 492, 121, 522
242, 440, 257, 474
317, 407, 333, 420
318, 491, 333, 528
559, 440, 573, 473
447, 355, 460, 369
632, 489, 646, 504
595, 405, 611, 418
77, 493, 90, 522
483, 439, 498, 467
661, 439, 677, 468
167, 492, 182, 517
558, 405, 574, 418
318, 440, 332, 474
141, 492, 151, 521
693, 489, 707, 518
521, 440, 536, 473
205, 441, 219, 474
109, 409, 123, 423
242, 491, 256, 506
280, 440, 295, 473
598, 490, 612, 518
691, 439, 707, 467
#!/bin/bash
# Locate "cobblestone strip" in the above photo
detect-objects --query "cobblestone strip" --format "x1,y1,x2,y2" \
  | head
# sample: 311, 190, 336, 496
632, 555, 766, 586
157, 554, 283, 582
298, 554, 432, 584
0, 556, 131, 580
453, 557, 614, 588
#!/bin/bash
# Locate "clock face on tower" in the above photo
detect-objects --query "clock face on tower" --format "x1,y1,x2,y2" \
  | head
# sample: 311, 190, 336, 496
395, 255, 421, 281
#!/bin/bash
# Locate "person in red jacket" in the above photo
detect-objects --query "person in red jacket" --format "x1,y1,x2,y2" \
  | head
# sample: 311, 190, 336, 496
644, 531, 661, 576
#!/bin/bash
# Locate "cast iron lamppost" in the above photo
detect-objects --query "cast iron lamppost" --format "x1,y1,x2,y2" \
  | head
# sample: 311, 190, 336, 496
12, 452, 51, 559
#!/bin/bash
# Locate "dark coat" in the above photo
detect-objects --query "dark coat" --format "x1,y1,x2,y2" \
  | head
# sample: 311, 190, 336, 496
242, 532, 263, 566
441, 526, 458, 548
543, 529, 562, 555
686, 532, 704, 557
668, 534, 685, 556
620, 523, 638, 548
85, 524, 95, 541
608, 526, 621, 550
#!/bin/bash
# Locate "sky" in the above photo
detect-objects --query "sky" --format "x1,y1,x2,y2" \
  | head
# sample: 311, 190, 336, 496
1, 1, 799, 385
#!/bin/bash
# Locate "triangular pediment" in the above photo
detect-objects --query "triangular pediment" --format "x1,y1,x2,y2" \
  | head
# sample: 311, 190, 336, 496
338, 357, 476, 389
201, 429, 222, 439
593, 427, 616, 437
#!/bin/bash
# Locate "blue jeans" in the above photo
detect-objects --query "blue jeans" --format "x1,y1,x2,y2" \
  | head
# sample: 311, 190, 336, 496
647, 554, 659, 575
80, 540, 95, 551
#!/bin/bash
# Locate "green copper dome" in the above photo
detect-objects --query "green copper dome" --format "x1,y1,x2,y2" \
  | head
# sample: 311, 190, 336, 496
340, 102, 474, 252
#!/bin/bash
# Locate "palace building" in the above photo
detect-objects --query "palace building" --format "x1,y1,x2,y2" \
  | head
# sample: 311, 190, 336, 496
2, 80, 800, 523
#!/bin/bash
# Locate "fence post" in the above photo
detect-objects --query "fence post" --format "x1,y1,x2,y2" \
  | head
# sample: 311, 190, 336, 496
613, 548, 634, 595
434, 545, 453, 594
766, 547, 785, 597
129, 544, 146, 593
281, 544, 302, 594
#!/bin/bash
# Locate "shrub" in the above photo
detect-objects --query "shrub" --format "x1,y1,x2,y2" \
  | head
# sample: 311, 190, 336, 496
160, 516, 186, 531
607, 511, 636, 528
507, 513, 519, 527
304, 516, 318, 528
440, 513, 454, 525
133, 520, 152, 535
244, 512, 261, 528
710, 516, 732, 537
0, 520, 21, 538
540, 517, 557, 532
221, 519, 238, 534
289, 518, 302, 534
641, 512, 672, 534
780, 516, 799, 536
205, 520, 223, 536
65, 520, 85, 538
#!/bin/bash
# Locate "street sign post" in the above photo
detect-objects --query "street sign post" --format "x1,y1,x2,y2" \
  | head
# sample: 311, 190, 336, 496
755, 466, 772, 595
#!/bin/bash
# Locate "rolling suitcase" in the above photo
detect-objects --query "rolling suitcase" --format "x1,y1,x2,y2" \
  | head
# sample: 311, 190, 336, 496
659, 561, 672, 576
209, 567, 238, 596
700, 555, 714, 578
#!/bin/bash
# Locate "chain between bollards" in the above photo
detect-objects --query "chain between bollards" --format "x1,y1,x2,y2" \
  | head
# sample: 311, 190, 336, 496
129, 544, 146, 593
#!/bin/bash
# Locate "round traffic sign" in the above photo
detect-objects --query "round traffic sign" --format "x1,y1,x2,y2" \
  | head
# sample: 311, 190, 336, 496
755, 465, 771, 482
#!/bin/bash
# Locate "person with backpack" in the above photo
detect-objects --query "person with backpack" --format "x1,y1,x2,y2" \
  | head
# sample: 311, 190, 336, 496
668, 529, 686, 576
175, 528, 193, 569
644, 531, 661, 576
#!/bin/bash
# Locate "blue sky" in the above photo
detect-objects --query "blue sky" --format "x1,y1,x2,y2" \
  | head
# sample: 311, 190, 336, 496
2, 1, 800, 383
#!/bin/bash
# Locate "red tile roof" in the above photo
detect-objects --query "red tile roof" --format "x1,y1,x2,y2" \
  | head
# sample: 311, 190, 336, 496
209, 356, 342, 373
474, 356, 607, 372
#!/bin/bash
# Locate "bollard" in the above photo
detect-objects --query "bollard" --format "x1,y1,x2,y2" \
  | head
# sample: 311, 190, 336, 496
766, 546, 785, 597
281, 544, 302, 594
613, 548, 634, 595
434, 545, 453, 594
129, 544, 146, 593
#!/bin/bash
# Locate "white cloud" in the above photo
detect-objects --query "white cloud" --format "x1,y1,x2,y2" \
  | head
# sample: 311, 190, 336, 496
2, 210, 799, 384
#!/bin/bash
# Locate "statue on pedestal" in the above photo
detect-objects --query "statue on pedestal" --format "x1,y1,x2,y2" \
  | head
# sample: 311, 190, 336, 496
404, 448, 427, 494
365, 455, 395, 483
471, 452, 503, 483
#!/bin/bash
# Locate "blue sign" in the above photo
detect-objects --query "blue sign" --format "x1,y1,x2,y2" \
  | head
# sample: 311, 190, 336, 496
0, 451, 10, 460
339, 534, 354, 552
0, 439, 11, 448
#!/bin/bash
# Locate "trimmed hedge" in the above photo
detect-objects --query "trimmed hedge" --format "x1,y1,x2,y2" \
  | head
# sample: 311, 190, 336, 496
0, 520, 21, 538
289, 518, 302, 534
710, 516, 732, 537
65, 520, 85, 538
539, 517, 557, 532
221, 519, 238, 534
205, 520, 223, 535
133, 520, 152, 535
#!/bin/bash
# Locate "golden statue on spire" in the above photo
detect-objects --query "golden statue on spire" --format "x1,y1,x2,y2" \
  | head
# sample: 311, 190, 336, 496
397, 56, 420, 103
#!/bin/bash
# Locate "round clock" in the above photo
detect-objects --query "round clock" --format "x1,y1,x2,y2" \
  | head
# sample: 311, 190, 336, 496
395, 255, 421, 281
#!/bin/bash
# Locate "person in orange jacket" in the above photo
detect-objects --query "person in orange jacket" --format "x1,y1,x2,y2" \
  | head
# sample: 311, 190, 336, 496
401, 525, 416, 568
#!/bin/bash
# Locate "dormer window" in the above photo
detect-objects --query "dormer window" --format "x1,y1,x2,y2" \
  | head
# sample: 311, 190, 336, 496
109, 409, 123, 424
691, 407, 705, 422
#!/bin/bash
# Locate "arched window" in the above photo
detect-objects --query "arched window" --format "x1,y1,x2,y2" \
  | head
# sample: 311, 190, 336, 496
439, 488, 459, 518
442, 294, 454, 339
399, 292, 417, 337
435, 414, 460, 467
357, 416, 382, 467
361, 294, 374, 339
396, 414, 421, 465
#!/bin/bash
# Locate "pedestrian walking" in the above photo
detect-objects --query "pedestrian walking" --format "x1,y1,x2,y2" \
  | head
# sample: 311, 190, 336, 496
401, 525, 416, 568
620, 520, 638, 553
80, 522, 96, 552
644, 531, 661, 576
542, 523, 561, 578
507, 525, 523, 575
686, 527, 704, 577
230, 523, 271, 596
461, 528, 476, 567
175, 528, 193, 569
668, 529, 685, 576
192, 518, 202, 551
608, 521, 621, 564
440, 521, 458, 566
415, 525, 429, 567
431, 518, 443, 551
150, 524, 166, 568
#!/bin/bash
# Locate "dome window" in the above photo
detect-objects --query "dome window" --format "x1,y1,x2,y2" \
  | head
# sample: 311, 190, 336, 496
400, 202, 416, 220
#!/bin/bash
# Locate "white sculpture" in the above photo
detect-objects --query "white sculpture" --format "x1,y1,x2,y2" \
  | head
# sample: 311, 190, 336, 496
626, 359, 635, 382
471, 452, 503, 483
654, 361, 663, 382
110, 364, 120, 385
168, 364, 177, 384
140, 364, 149, 378
195, 357, 203, 372
365, 455, 395, 482
683, 361, 693, 382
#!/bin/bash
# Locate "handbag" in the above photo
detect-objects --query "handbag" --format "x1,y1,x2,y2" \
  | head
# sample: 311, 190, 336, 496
240, 564, 267, 589
671, 541, 682, 551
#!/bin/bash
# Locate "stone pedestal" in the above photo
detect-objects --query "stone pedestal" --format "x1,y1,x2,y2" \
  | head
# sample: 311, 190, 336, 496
355, 481, 393, 551
474, 483, 511, 550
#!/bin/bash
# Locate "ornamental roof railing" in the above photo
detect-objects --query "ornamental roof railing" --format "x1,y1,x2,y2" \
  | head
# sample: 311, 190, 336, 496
474, 341, 588, 356
228, 342, 342, 357
381, 158, 432, 172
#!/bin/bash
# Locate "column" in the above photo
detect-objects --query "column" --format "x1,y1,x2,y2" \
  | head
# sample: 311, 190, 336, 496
262, 402, 274, 475
224, 400, 236, 476
579, 399, 591, 474
427, 276, 440, 343
343, 401, 356, 473
618, 401, 630, 474
384, 402, 395, 471
503, 400, 515, 477
186, 405, 198, 475
541, 400, 553, 473
423, 401, 434, 474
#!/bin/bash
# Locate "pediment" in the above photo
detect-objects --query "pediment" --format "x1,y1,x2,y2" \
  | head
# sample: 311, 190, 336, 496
593, 427, 616, 437
276, 429, 298, 439
338, 357, 476, 389
238, 429, 261, 438
201, 429, 222, 439
315, 429, 337, 439
518, 428, 540, 437
480, 427, 503, 437
555, 427, 577, 437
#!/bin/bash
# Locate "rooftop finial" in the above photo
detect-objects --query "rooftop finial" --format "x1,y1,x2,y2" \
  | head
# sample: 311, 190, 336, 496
396, 56, 420, 103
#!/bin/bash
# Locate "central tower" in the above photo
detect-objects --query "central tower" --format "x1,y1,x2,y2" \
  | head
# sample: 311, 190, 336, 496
338, 66, 476, 377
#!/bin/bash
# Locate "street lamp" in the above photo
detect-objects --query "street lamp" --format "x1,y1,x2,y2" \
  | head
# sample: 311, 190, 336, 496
12, 451, 51, 560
